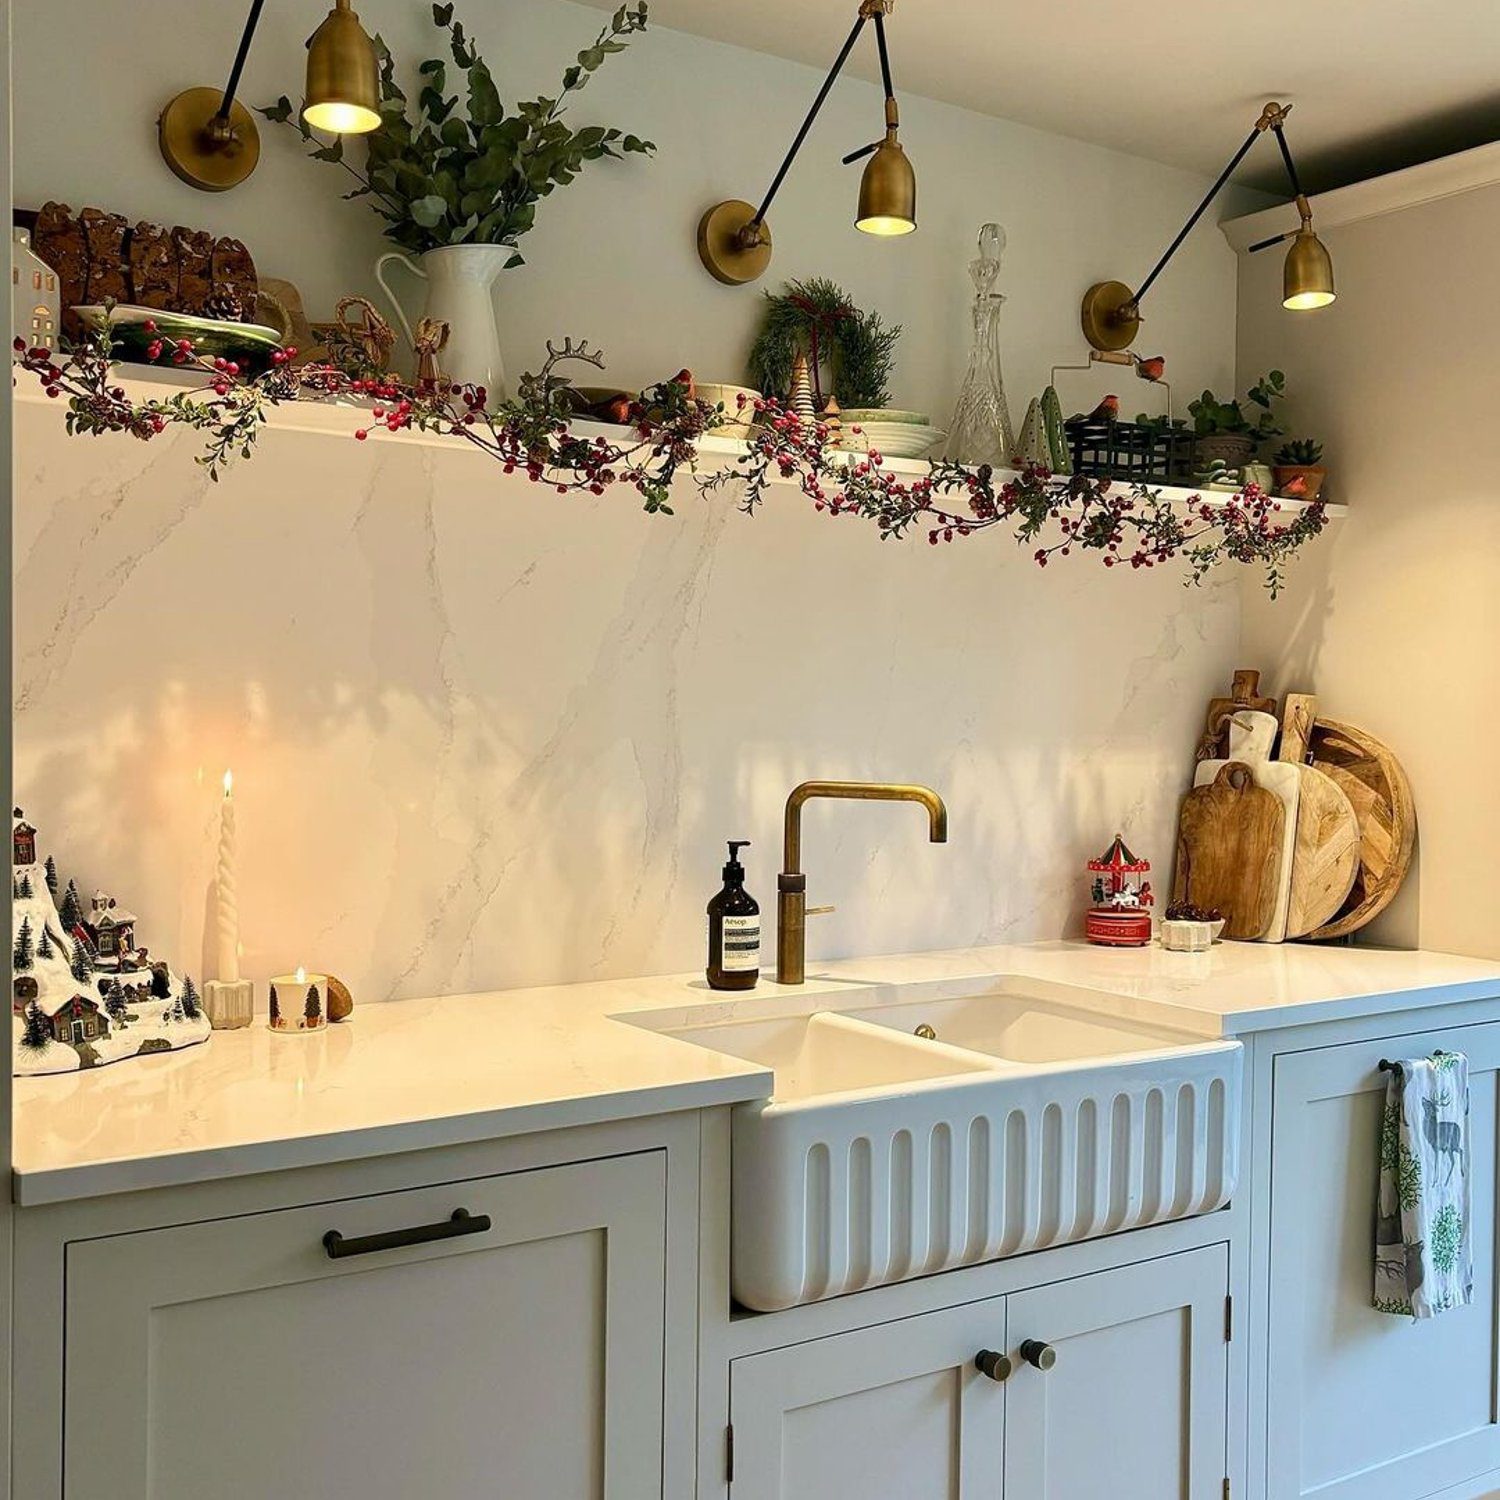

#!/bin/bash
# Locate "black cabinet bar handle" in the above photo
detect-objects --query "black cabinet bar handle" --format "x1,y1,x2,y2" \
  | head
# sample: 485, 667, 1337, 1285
323, 1208, 491, 1259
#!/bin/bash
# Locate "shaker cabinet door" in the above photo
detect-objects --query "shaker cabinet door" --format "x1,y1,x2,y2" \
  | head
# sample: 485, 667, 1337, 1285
64, 1152, 668, 1500
1002, 1246, 1229, 1500
729, 1298, 1008, 1500
1266, 1023, 1500, 1500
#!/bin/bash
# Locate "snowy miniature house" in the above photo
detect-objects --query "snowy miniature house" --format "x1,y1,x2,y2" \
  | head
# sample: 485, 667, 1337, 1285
86, 893, 137, 963
46, 994, 110, 1047
12, 816, 37, 867
11, 229, 60, 349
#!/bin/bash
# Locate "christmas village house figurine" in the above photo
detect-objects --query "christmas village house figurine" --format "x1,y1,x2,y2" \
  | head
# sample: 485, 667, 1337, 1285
11, 808, 210, 1076
1085, 834, 1154, 947
10, 228, 61, 350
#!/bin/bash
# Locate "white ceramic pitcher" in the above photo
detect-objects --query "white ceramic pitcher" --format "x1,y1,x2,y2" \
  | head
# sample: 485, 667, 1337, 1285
374, 244, 510, 399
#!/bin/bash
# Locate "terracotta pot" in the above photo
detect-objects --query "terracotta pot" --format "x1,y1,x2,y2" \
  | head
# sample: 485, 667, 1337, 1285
1273, 464, 1327, 502
1194, 433, 1256, 468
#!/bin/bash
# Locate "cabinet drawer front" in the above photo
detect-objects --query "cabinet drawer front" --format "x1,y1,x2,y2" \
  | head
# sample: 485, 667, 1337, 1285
730, 1299, 1008, 1500
1003, 1245, 1229, 1500
1268, 1022, 1500, 1500
65, 1152, 667, 1500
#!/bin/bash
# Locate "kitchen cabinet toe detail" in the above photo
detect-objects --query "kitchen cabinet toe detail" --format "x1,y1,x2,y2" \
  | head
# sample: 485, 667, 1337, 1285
63, 1153, 668, 1500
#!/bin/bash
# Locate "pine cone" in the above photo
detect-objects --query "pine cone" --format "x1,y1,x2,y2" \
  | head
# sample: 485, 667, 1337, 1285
203, 288, 245, 323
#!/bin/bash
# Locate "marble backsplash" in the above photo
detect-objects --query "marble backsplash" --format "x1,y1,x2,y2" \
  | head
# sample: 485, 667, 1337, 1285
13, 403, 1238, 1002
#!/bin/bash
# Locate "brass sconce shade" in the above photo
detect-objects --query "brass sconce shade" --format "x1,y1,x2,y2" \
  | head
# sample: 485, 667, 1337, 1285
1282, 225, 1336, 310
1079, 101, 1336, 350
697, 0, 914, 284
304, 0, 381, 134
855, 113, 916, 236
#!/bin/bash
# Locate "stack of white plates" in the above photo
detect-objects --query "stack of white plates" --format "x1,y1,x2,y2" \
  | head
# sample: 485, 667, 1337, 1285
832, 409, 945, 459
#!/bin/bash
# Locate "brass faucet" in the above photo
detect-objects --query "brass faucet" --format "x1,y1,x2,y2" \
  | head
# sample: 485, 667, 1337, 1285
777, 780, 948, 984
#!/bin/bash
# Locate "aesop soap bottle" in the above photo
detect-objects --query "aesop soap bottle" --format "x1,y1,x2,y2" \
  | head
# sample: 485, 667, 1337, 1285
707, 840, 760, 991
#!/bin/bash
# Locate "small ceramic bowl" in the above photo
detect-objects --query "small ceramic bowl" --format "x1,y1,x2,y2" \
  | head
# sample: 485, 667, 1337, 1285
1161, 919, 1214, 953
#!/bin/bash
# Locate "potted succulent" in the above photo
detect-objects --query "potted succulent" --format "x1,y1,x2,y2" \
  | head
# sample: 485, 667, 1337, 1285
1188, 369, 1286, 470
262, 3, 656, 396
1273, 438, 1327, 502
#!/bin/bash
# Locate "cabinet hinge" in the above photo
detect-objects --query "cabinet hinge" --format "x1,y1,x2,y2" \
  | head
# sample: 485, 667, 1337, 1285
1224, 1294, 1233, 1342
726, 1424, 734, 1485
1223, 1478, 1231, 1500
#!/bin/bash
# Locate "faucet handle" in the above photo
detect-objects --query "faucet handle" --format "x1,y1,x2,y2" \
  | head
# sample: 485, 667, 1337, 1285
806, 904, 836, 917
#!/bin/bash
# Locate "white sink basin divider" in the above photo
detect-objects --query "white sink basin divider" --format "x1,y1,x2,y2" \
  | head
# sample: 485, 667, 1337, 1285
631, 986, 1242, 1312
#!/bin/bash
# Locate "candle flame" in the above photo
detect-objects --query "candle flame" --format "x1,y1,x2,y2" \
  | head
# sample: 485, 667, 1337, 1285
223, 769, 234, 798
295, 965, 306, 984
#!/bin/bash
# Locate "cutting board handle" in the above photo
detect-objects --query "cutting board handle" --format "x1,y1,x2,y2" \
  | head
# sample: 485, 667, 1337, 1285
1216, 761, 1256, 793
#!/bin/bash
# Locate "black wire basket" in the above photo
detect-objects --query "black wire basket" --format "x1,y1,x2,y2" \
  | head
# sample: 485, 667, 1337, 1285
1063, 416, 1199, 487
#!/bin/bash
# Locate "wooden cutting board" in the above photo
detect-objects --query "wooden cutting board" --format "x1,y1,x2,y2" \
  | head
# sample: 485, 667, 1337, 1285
1307, 719, 1416, 940
1194, 753, 1299, 941
1272, 693, 1361, 938
1196, 669, 1278, 762
1285, 766, 1360, 937
1173, 762, 1287, 940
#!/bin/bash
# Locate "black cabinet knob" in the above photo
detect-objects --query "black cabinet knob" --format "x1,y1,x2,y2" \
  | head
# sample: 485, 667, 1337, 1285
974, 1349, 1013, 1382
1020, 1339, 1057, 1371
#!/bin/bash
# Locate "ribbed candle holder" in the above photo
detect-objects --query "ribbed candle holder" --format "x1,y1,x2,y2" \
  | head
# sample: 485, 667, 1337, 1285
204, 979, 255, 1030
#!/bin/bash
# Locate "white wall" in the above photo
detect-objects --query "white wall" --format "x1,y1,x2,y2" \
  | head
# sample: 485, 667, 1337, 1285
1233, 157, 1500, 959
11, 0, 1253, 1001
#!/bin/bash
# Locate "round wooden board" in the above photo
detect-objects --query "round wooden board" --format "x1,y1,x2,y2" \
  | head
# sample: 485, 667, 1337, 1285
1284, 764, 1360, 938
1305, 718, 1416, 940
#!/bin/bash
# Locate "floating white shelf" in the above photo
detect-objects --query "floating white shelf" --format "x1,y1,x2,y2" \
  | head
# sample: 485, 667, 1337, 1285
13, 366, 1347, 518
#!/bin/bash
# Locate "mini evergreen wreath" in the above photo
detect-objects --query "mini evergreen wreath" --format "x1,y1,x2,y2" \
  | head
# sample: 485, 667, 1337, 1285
748, 277, 900, 411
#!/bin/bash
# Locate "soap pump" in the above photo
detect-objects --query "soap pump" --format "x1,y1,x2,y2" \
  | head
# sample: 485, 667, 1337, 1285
707, 840, 760, 991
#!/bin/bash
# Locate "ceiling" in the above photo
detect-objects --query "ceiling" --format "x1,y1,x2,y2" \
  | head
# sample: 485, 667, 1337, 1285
591, 0, 1500, 194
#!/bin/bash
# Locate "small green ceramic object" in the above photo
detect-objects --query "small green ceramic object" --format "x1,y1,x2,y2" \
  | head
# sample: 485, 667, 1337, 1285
73, 304, 283, 373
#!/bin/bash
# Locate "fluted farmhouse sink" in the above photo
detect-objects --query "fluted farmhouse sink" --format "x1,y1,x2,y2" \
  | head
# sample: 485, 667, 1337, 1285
629, 982, 1242, 1311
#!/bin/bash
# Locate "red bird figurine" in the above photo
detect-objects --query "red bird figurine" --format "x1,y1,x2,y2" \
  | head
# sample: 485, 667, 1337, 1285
1084, 394, 1120, 422
1135, 355, 1166, 382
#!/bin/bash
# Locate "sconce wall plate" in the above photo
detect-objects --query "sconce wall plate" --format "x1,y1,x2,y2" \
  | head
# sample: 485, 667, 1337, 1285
159, 87, 262, 193
696, 200, 773, 286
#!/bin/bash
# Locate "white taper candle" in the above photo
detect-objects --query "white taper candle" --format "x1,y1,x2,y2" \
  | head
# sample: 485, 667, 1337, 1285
216, 770, 239, 983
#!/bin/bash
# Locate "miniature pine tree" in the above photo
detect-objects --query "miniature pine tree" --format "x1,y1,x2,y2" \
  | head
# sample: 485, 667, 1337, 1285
180, 975, 201, 1020
59, 881, 81, 930
36, 925, 53, 960
168, 995, 185, 1023
69, 936, 93, 984
269, 985, 281, 1026
17, 873, 32, 900
305, 985, 322, 1025
20, 1002, 50, 1051
44, 855, 58, 896
105, 982, 127, 1022
13, 918, 34, 972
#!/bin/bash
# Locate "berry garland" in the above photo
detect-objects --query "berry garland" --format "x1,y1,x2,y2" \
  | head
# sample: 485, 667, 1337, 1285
12, 329, 1326, 594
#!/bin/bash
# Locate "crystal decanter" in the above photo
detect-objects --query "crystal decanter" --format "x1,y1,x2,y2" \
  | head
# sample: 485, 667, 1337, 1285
945, 223, 1015, 467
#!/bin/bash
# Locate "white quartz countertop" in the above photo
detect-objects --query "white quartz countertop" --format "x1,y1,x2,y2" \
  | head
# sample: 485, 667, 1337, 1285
14, 939, 1500, 1205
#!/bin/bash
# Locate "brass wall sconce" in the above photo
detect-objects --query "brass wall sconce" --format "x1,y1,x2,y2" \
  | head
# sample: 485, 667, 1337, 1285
158, 0, 380, 193
697, 0, 915, 286
1080, 101, 1335, 352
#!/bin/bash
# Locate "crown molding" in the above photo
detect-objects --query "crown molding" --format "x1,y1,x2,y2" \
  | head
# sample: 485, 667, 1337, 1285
1221, 139, 1500, 252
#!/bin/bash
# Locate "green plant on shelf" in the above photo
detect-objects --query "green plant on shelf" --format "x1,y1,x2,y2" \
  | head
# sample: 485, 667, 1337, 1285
1275, 437, 1324, 466
1188, 369, 1286, 438
260, 2, 656, 263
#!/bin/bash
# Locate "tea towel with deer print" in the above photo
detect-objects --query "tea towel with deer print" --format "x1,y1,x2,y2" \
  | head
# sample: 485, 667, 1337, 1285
1374, 1052, 1472, 1318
